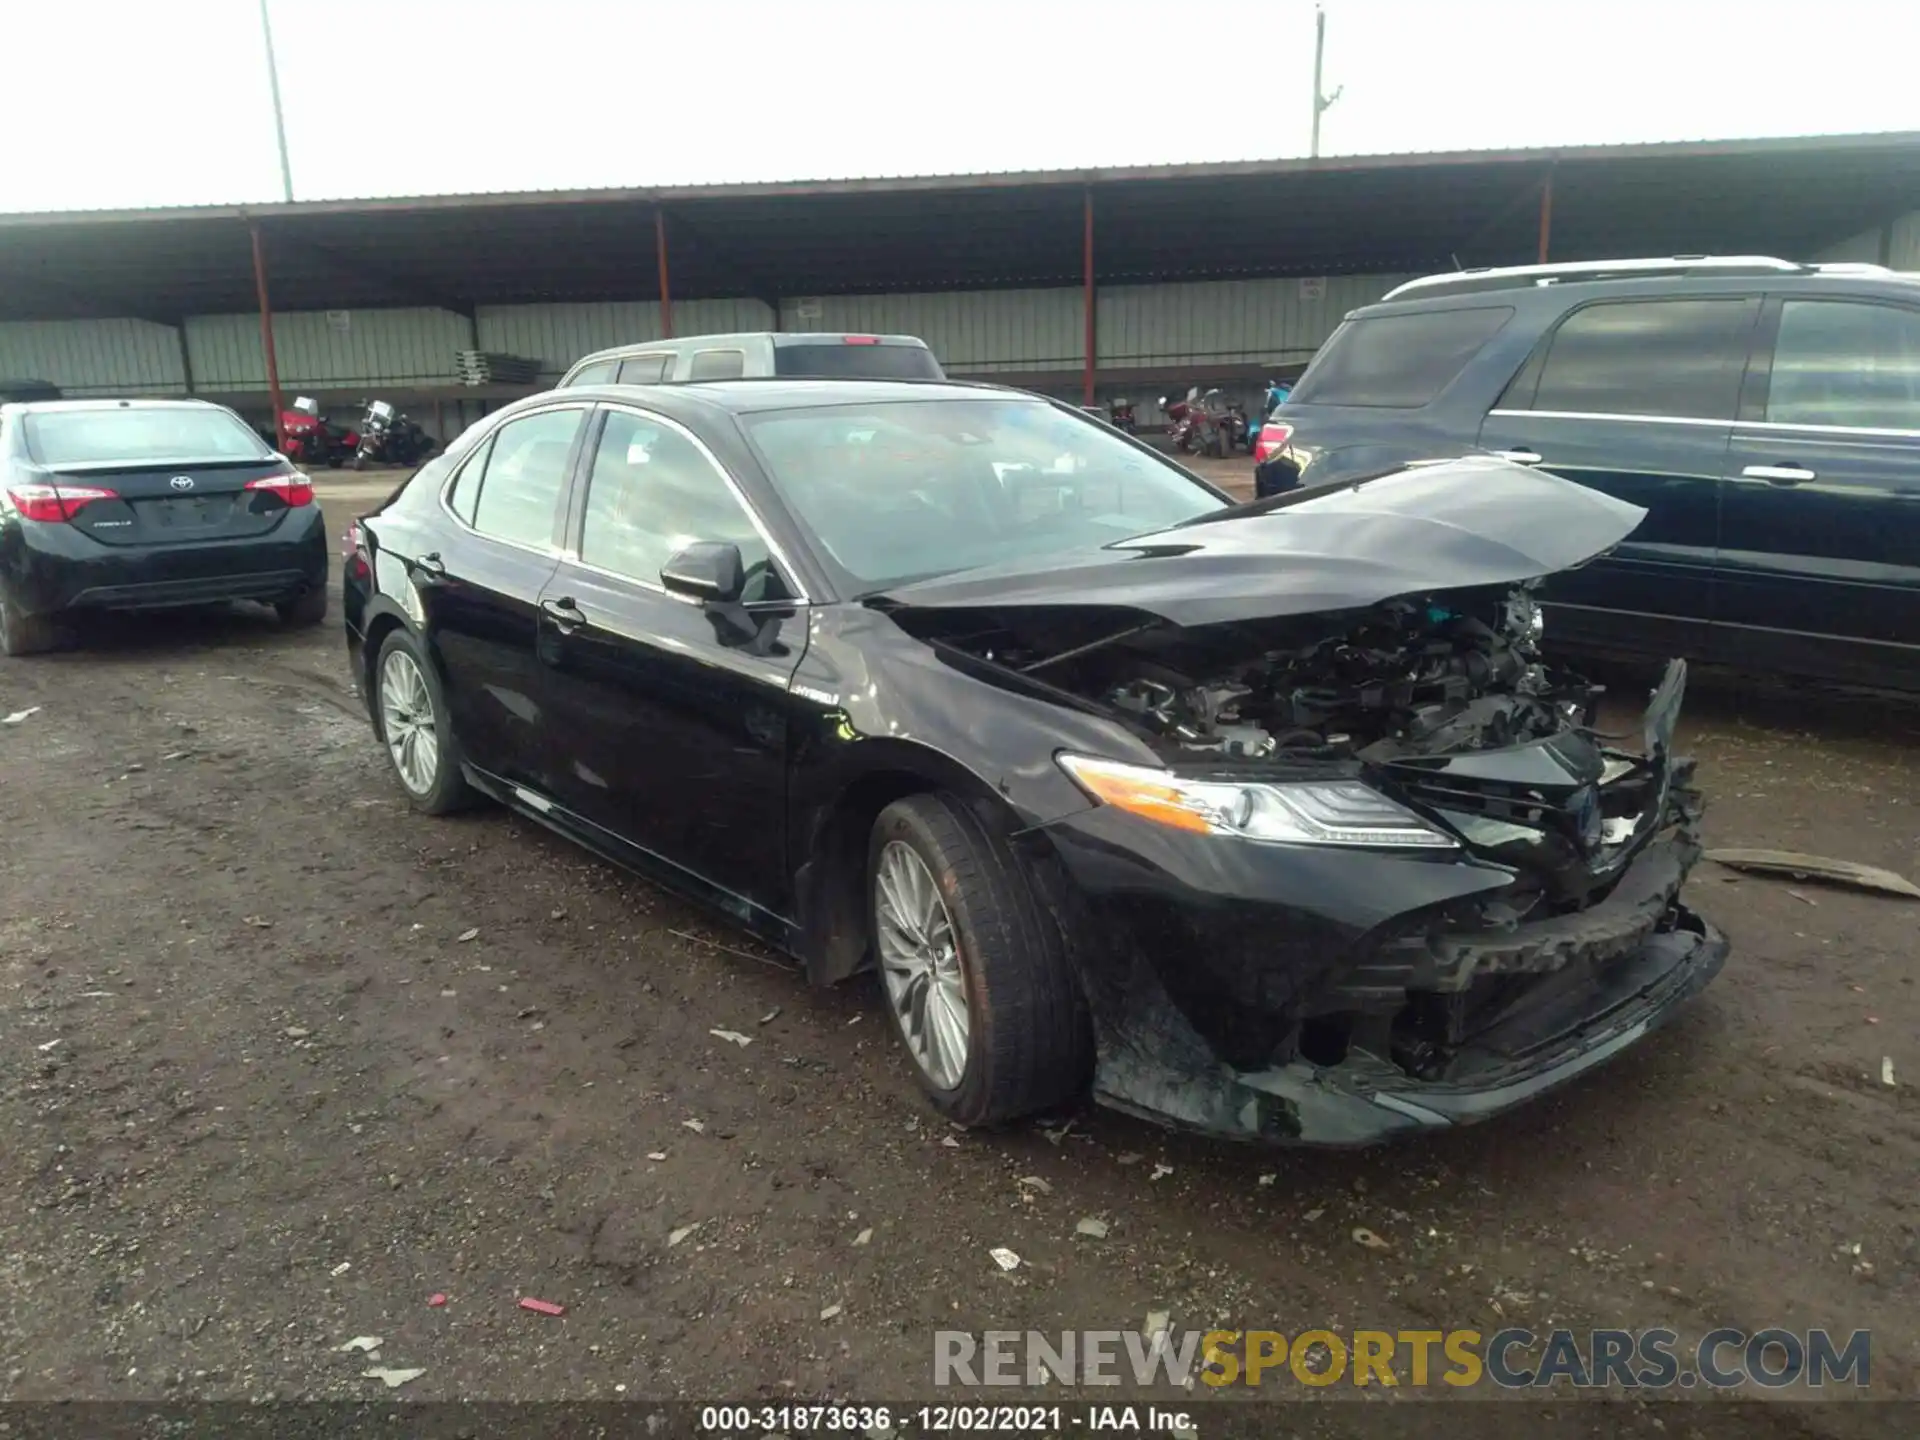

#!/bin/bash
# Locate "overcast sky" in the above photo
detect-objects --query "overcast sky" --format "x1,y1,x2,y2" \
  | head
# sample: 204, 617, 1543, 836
3, 0, 1916, 211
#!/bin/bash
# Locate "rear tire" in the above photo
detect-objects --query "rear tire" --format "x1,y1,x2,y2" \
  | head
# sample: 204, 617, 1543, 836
0, 587, 63, 657
372, 627, 472, 815
869, 793, 1092, 1127
275, 586, 328, 627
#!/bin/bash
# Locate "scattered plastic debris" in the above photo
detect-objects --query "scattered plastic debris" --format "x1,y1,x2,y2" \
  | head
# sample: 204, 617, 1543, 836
1150, 1163, 1173, 1182
456, 928, 480, 942
820, 1302, 843, 1321
940, 1135, 960, 1149
243, 916, 273, 929
518, 1297, 566, 1316
1075, 1217, 1110, 1239
758, 1007, 782, 1025
1257, 1173, 1276, 1187
1884, 1057, 1897, 1087
329, 1262, 352, 1277
1303, 1207, 1325, 1222
853, 1227, 873, 1246
989, 1247, 1022, 1272
2, 707, 40, 725
363, 1367, 425, 1389
284, 1027, 311, 1040
681, 1118, 706, 1133
646, 1152, 668, 1162
1705, 848, 1920, 899
1041, 1120, 1074, 1146
1017, 1176, 1053, 1196
668, 1223, 701, 1248
439, 989, 457, 998
1115, 1152, 1143, 1167
1351, 1226, 1392, 1251
35, 1038, 61, 1052
428, 1294, 447, 1308
1786, 889, 1818, 907
1144, 1310, 1171, 1339
709, 1028, 753, 1048
338, 1336, 383, 1353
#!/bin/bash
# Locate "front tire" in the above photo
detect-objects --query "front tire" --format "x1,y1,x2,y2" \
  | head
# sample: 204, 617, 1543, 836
869, 793, 1092, 1127
372, 628, 472, 815
0, 586, 63, 656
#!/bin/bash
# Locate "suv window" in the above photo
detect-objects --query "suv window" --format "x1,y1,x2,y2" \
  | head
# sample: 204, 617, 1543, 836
617, 354, 671, 384
1527, 299, 1755, 421
566, 361, 618, 388
579, 408, 778, 598
1289, 307, 1513, 408
688, 349, 746, 381
1767, 300, 1920, 431
467, 408, 581, 548
775, 342, 943, 379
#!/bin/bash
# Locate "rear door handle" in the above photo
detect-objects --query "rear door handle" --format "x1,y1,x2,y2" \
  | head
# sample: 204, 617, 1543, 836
541, 596, 585, 633
411, 551, 447, 580
1740, 464, 1817, 486
1492, 449, 1542, 465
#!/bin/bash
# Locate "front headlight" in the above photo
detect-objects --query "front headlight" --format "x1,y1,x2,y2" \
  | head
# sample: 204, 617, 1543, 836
1056, 753, 1456, 849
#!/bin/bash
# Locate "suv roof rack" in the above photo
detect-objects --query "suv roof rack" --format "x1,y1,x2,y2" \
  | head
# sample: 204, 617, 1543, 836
1381, 255, 1865, 302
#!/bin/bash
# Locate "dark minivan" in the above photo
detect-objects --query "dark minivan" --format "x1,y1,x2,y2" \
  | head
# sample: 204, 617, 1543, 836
1254, 256, 1920, 691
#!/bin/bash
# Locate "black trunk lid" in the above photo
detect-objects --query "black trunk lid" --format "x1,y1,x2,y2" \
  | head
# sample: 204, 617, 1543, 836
49, 459, 299, 547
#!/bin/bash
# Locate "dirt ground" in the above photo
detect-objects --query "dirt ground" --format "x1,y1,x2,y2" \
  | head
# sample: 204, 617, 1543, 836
1, 467, 1914, 1435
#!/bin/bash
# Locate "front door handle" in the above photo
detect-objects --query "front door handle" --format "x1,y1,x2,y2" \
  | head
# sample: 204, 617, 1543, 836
1740, 464, 1817, 486
1492, 448, 1543, 465
541, 596, 585, 633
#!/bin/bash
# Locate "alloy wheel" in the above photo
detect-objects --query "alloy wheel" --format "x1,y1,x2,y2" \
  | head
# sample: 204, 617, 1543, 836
874, 840, 971, 1090
379, 649, 439, 796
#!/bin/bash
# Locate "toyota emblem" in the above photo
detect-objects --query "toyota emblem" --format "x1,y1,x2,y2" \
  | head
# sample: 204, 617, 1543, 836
169, 475, 195, 491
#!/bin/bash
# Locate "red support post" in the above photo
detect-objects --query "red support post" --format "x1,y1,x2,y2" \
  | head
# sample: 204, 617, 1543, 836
656, 209, 674, 339
1082, 186, 1096, 407
1537, 169, 1554, 264
248, 219, 286, 452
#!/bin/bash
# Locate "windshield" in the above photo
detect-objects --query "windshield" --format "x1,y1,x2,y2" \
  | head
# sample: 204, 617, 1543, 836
23, 407, 270, 466
741, 397, 1228, 591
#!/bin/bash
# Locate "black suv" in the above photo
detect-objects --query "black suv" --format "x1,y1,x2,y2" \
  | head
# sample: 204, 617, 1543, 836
1255, 256, 1920, 691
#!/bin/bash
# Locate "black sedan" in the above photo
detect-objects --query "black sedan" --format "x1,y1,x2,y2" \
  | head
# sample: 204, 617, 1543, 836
0, 399, 328, 654
344, 379, 1727, 1146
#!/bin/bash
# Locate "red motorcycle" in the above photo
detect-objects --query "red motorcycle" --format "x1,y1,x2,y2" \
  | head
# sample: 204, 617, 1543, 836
1160, 388, 1200, 453
278, 396, 358, 469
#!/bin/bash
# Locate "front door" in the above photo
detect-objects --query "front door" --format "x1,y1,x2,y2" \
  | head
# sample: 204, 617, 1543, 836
1477, 295, 1761, 660
417, 404, 585, 791
534, 405, 807, 932
1715, 295, 1920, 689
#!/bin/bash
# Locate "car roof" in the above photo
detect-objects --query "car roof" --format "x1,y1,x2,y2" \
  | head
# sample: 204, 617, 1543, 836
0, 397, 230, 416
547, 377, 1027, 416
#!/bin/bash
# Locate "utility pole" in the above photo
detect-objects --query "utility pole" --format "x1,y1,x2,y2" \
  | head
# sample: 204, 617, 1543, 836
1310, 4, 1343, 159
258, 0, 294, 201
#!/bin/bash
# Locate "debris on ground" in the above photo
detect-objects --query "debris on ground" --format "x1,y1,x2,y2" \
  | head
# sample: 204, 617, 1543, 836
758, 1007, 781, 1025
1041, 1121, 1074, 1146
1115, 1153, 1142, 1167
362, 1367, 425, 1389
337, 1336, 382, 1353
35, 1038, 62, 1052
668, 1223, 701, 1248
329, 1262, 351, 1277
646, 1152, 668, 1162
940, 1135, 960, 1148
669, 927, 786, 968
1884, 1057, 1898, 1087
1351, 1226, 1392, 1251
820, 1302, 843, 1321
428, 1294, 447, 1307
518, 1297, 566, 1316
456, 927, 480, 942
1704, 848, 1920, 899
989, 1247, 1022, 1272
1, 707, 40, 725
1016, 1176, 1053, 1196
709, 1028, 753, 1048
1303, 1207, 1325, 1222
681, 1118, 706, 1133
1144, 1310, 1171, 1339
853, 1227, 873, 1246
1257, 1173, 1277, 1187
243, 916, 272, 929
284, 1027, 311, 1040
1150, 1163, 1174, 1182
1074, 1217, 1110, 1239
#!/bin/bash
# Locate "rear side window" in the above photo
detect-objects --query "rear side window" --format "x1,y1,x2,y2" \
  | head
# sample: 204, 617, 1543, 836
1289, 307, 1512, 408
23, 406, 267, 464
775, 342, 944, 379
467, 408, 582, 549
1767, 300, 1920, 431
565, 361, 618, 388
688, 349, 746, 381
1527, 299, 1755, 420
618, 354, 671, 383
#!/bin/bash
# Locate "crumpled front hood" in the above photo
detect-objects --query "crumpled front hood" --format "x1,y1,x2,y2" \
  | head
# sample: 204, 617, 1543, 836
873, 458, 1646, 628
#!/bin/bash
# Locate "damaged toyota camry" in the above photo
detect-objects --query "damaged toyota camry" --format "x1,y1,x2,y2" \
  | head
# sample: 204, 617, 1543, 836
344, 379, 1727, 1146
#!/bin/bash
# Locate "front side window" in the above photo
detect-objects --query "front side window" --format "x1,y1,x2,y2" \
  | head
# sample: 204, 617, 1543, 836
1767, 300, 1920, 431
741, 397, 1227, 592
579, 409, 778, 597
467, 408, 582, 548
688, 349, 746, 381
1289, 307, 1513, 409
617, 354, 671, 383
1528, 299, 1755, 421
22, 406, 269, 465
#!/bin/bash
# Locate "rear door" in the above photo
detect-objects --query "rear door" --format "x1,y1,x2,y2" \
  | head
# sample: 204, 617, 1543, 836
1717, 295, 1920, 687
417, 403, 585, 790
1478, 296, 1762, 659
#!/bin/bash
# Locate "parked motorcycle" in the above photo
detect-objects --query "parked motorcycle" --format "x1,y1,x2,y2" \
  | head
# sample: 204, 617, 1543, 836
1107, 398, 1137, 433
1159, 388, 1201, 453
1193, 388, 1241, 458
353, 399, 435, 469
278, 396, 357, 468
1246, 380, 1292, 455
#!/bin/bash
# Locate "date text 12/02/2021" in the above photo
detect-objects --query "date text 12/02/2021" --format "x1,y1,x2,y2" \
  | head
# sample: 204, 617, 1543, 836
699, 1405, 1197, 1434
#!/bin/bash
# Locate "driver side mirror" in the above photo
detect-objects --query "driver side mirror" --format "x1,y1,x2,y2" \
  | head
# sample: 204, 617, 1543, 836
660, 541, 745, 603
